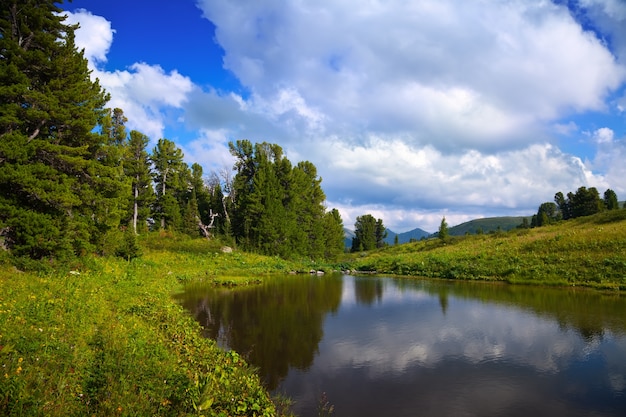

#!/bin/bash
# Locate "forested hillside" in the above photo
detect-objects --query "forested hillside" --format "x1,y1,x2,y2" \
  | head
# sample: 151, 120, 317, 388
0, 2, 345, 266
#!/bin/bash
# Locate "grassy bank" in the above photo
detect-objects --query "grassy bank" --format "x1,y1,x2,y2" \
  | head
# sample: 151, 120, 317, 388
0, 234, 302, 417
344, 209, 626, 290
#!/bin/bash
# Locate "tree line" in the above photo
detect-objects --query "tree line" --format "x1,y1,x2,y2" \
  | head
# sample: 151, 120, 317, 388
530, 186, 622, 227
0, 1, 344, 264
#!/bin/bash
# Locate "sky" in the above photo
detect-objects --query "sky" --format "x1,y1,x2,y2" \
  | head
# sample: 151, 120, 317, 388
61, 0, 626, 233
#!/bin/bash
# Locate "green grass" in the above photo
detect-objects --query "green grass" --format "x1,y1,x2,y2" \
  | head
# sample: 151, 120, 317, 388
343, 209, 626, 290
0, 234, 300, 417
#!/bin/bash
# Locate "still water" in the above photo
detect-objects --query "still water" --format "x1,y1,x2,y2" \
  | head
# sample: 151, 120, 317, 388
178, 275, 626, 416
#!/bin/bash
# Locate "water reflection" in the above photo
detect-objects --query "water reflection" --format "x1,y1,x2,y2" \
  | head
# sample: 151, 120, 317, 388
178, 275, 343, 389
179, 275, 626, 417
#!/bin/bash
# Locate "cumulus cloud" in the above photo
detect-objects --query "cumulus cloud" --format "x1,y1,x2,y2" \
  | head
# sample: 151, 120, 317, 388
63, 9, 113, 66
593, 127, 615, 144
65, 9, 193, 142
197, 0, 625, 151
186, 0, 626, 231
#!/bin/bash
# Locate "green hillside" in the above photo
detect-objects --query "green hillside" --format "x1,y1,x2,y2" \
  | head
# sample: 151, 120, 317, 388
448, 216, 531, 235
343, 209, 626, 290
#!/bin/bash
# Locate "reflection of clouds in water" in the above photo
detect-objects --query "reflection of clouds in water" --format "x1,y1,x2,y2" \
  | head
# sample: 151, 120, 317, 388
340, 277, 431, 308
321, 296, 622, 379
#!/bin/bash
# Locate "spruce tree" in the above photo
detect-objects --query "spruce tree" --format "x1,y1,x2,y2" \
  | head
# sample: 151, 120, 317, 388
0, 1, 119, 260
125, 130, 154, 234
438, 217, 449, 241
352, 215, 378, 252
151, 138, 186, 231
323, 208, 345, 260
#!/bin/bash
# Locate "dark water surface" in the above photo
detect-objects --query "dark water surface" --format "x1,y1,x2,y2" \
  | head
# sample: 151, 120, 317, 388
178, 275, 626, 416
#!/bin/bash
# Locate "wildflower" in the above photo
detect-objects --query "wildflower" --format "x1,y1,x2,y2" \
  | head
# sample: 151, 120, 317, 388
16, 366, 22, 374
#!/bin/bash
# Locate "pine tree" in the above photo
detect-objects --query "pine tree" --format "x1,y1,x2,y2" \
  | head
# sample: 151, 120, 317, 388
352, 215, 378, 252
604, 189, 619, 211
438, 217, 449, 241
323, 208, 345, 260
151, 138, 186, 231
125, 130, 154, 234
0, 1, 119, 260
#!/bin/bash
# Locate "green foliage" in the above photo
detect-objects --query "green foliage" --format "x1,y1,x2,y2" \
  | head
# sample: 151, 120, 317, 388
352, 214, 386, 251
151, 138, 187, 231
438, 216, 449, 241
124, 130, 154, 234
604, 188, 619, 210
0, 1, 124, 260
115, 227, 142, 261
228, 140, 343, 260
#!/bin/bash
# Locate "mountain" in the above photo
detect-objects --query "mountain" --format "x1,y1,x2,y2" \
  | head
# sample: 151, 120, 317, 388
447, 216, 530, 236
384, 227, 431, 245
344, 216, 531, 249
344, 227, 430, 248
343, 228, 355, 249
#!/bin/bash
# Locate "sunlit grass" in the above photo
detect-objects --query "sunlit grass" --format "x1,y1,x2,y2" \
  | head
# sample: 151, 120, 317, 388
0, 235, 301, 416
344, 210, 626, 290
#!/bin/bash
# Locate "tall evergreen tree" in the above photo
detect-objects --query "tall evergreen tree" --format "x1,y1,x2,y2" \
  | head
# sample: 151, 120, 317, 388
352, 214, 379, 252
125, 130, 153, 234
375, 218, 388, 248
228, 140, 340, 259
438, 217, 449, 241
190, 163, 212, 225
323, 208, 345, 260
554, 192, 570, 220
604, 188, 619, 211
0, 1, 119, 259
570, 186, 603, 218
151, 138, 186, 231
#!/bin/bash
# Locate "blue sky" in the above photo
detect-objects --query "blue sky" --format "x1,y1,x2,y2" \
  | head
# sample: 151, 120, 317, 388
62, 0, 626, 233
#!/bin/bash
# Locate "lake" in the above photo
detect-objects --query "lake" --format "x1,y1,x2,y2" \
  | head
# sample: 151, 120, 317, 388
178, 274, 626, 416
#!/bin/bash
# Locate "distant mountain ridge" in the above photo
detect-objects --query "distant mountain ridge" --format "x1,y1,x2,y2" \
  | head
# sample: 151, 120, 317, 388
447, 216, 530, 236
344, 215, 532, 248
343, 226, 430, 248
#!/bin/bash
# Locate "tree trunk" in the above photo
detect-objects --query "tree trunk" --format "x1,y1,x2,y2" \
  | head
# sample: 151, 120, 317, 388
133, 176, 139, 234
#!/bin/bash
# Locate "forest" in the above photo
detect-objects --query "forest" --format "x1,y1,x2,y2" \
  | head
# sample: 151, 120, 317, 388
0, 1, 345, 268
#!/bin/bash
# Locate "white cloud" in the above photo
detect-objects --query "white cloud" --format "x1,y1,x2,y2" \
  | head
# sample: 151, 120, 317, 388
92, 64, 193, 141
593, 127, 615, 144
196, 0, 625, 151
67, 10, 194, 142
63, 9, 113, 66
312, 140, 600, 231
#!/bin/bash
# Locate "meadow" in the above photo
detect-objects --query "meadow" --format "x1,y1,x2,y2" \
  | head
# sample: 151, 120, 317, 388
345, 209, 626, 290
0, 233, 306, 417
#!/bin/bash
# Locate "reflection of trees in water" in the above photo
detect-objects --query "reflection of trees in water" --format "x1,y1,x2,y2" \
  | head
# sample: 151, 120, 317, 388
391, 277, 626, 341
180, 275, 343, 390
354, 277, 383, 305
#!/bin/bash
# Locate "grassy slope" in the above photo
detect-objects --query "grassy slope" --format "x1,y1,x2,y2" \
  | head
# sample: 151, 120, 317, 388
0, 234, 303, 417
344, 209, 626, 290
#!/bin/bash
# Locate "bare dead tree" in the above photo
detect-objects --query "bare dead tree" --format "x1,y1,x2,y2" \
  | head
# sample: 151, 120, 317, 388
197, 209, 220, 240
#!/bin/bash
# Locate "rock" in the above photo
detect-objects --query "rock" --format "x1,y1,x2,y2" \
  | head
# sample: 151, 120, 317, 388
221, 246, 233, 253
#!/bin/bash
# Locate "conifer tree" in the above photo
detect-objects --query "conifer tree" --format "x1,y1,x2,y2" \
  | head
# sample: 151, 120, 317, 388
323, 208, 345, 260
151, 138, 186, 230
125, 130, 153, 234
438, 217, 449, 241
352, 215, 377, 252
228, 140, 342, 259
0, 1, 119, 260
